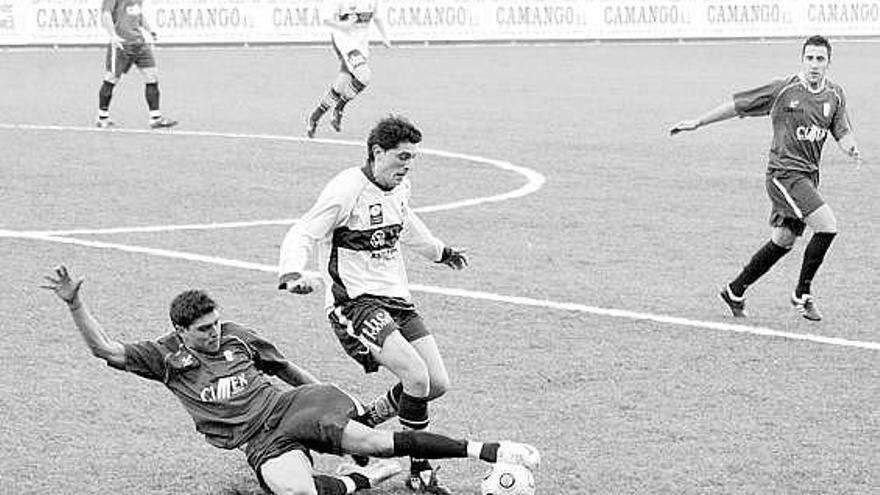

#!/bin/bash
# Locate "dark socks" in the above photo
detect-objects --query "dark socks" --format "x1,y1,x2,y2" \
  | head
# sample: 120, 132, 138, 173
392, 431, 467, 459
98, 81, 115, 111
313, 473, 367, 494
145, 82, 160, 111
398, 392, 428, 430
796, 232, 836, 297
729, 240, 791, 297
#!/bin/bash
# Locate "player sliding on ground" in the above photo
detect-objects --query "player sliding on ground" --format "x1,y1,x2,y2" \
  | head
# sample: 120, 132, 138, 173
669, 35, 863, 321
42, 265, 538, 495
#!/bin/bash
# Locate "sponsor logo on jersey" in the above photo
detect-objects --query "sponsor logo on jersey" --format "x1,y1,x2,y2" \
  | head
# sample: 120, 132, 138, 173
369, 204, 383, 225
200, 373, 249, 402
370, 229, 386, 248
360, 310, 393, 339
796, 125, 828, 142
823, 102, 831, 117
126, 5, 142, 16
224, 350, 235, 361
789, 100, 799, 108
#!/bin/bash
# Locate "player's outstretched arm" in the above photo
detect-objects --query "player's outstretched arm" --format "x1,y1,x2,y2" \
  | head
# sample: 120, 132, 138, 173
669, 101, 738, 135
373, 16, 392, 48
41, 266, 126, 367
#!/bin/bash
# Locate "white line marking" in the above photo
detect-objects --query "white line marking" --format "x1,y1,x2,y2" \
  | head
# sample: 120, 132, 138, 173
0, 124, 545, 235
10, 231, 879, 351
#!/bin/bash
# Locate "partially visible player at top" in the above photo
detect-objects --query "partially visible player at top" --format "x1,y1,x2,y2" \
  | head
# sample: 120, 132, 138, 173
97, 0, 177, 129
306, 0, 391, 138
670, 35, 863, 321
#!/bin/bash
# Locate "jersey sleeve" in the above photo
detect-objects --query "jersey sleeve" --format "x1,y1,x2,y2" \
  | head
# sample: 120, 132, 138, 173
830, 86, 853, 141
399, 181, 444, 261
278, 171, 359, 277
234, 326, 289, 375
733, 77, 789, 117
108, 340, 168, 382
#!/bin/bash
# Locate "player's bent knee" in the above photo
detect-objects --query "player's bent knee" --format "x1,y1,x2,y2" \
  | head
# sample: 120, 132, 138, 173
428, 377, 450, 399
261, 451, 316, 495
352, 66, 371, 87
103, 73, 120, 84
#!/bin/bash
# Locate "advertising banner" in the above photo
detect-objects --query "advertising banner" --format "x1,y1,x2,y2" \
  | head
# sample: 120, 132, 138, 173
1, 0, 878, 46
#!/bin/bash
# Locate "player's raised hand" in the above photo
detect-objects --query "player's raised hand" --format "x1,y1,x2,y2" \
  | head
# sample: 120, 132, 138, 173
41, 265, 84, 305
439, 246, 469, 270
669, 119, 700, 136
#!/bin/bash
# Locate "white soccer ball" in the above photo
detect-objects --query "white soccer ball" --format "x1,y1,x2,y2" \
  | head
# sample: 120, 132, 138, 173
480, 462, 536, 495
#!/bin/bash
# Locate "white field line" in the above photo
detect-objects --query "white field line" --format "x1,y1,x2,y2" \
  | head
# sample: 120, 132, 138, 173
0, 124, 545, 235
8, 231, 879, 352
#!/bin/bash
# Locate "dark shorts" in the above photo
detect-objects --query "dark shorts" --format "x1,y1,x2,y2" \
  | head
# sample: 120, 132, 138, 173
104, 42, 155, 78
765, 169, 825, 236
245, 384, 359, 490
329, 295, 430, 373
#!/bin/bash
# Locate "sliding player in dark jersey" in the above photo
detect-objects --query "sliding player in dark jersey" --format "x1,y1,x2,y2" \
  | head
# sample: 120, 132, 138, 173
42, 265, 538, 495
97, 0, 176, 129
670, 36, 862, 321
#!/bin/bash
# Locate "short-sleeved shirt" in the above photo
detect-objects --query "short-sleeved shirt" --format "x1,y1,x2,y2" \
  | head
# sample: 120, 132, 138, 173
110, 322, 290, 449
733, 73, 852, 173
102, 0, 146, 44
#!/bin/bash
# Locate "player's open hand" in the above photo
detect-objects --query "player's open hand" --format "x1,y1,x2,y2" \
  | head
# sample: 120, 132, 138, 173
669, 119, 700, 136
278, 273, 322, 295
439, 246, 469, 270
41, 265, 84, 306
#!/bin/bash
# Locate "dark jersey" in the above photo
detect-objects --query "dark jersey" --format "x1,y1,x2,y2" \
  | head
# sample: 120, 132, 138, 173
110, 322, 290, 449
733, 73, 852, 173
102, 0, 146, 43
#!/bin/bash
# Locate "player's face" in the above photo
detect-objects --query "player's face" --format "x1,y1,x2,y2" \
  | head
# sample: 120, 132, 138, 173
801, 45, 829, 86
372, 142, 420, 189
179, 310, 221, 353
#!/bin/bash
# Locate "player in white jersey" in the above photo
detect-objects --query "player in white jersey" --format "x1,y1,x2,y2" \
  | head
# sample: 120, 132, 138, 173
306, 0, 391, 138
279, 116, 468, 494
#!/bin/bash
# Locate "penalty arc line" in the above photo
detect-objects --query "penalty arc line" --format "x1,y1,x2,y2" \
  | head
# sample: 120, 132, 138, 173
0, 124, 545, 235
11, 231, 880, 352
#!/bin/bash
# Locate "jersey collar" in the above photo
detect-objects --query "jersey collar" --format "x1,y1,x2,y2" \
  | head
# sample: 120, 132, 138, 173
797, 72, 827, 94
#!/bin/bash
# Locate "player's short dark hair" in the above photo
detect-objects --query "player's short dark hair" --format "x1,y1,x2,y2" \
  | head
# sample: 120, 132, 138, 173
169, 290, 217, 328
802, 35, 832, 60
366, 115, 422, 164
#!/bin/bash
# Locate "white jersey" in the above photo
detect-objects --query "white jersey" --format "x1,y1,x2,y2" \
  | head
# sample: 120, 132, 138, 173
279, 166, 444, 313
325, 0, 379, 57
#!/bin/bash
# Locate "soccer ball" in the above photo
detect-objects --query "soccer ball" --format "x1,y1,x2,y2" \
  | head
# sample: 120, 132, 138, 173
480, 462, 536, 495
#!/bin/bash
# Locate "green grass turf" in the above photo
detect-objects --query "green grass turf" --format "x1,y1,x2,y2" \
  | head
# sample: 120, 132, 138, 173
1, 42, 878, 494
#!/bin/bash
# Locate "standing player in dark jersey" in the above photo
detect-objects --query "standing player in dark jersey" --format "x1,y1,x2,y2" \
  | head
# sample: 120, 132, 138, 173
306, 0, 391, 138
97, 0, 177, 129
670, 36, 862, 321
41, 265, 539, 495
